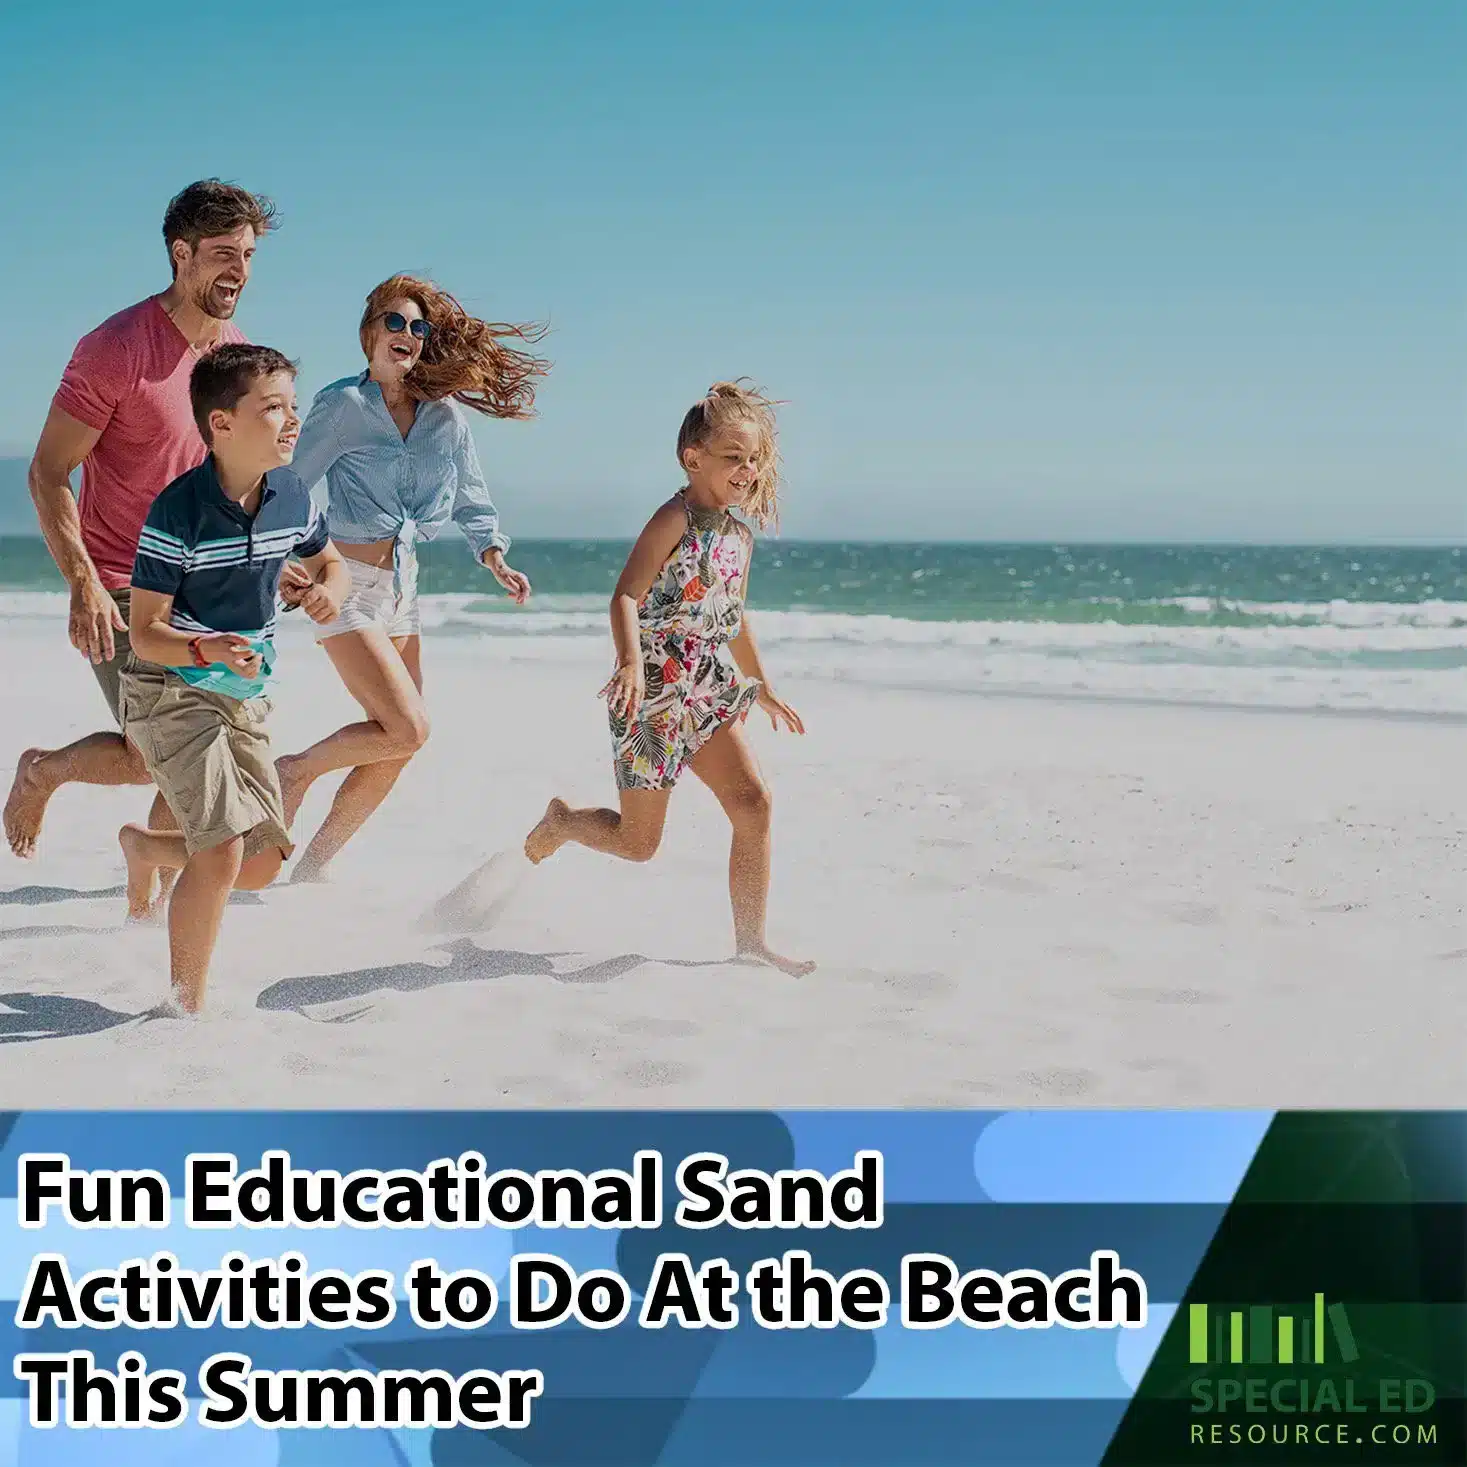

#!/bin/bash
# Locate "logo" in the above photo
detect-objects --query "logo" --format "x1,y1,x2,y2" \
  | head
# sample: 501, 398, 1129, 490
1184, 1294, 1439, 1454
1188, 1293, 1357, 1366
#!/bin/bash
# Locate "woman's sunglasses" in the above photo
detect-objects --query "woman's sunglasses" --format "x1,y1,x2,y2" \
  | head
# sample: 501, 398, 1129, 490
376, 311, 432, 340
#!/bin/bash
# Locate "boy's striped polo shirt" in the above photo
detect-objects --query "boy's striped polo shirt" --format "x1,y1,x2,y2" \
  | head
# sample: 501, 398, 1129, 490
131, 456, 329, 700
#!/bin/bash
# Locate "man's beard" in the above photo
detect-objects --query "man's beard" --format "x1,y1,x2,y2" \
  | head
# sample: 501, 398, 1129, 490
195, 279, 242, 320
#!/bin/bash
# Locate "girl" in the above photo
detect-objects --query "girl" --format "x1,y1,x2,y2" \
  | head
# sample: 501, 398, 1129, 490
276, 276, 548, 880
524, 381, 813, 976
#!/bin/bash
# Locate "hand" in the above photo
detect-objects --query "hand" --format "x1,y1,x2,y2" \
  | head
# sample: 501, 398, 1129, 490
599, 663, 645, 721
297, 583, 342, 626
278, 561, 313, 608
69, 577, 127, 664
483, 549, 531, 606
200, 635, 262, 679
758, 686, 805, 734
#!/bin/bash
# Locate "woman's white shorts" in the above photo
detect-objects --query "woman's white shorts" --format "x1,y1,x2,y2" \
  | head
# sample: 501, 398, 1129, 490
313, 557, 421, 642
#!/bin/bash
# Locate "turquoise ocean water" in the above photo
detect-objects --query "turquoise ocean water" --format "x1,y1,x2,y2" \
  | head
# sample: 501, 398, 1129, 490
3, 537, 1465, 715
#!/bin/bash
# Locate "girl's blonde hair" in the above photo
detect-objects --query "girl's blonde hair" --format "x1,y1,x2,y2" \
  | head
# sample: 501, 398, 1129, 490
360, 274, 550, 419
676, 379, 783, 530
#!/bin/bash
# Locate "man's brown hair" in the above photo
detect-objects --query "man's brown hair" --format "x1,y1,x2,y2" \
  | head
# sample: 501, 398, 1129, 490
162, 180, 277, 276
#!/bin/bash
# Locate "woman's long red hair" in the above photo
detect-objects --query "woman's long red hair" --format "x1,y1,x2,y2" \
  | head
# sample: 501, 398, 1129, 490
360, 274, 550, 418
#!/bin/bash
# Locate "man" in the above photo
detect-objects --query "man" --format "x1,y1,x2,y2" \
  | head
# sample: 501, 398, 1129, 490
5, 179, 276, 859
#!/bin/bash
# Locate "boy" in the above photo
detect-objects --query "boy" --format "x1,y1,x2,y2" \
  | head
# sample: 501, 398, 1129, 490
118, 344, 348, 1012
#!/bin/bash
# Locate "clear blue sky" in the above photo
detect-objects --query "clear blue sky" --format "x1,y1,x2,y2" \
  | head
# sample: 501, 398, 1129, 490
0, 0, 1461, 542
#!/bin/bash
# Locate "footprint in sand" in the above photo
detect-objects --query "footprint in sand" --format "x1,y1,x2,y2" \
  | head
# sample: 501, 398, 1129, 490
870, 1004, 919, 1020
860, 1016, 918, 1037
1019, 1067, 1098, 1097
499, 1075, 589, 1104
622, 1059, 696, 1089
980, 872, 1046, 895
283, 1053, 330, 1076
1018, 1022, 1073, 1043
1048, 942, 1120, 966
1108, 985, 1223, 1006
552, 1029, 622, 1058
1123, 1056, 1207, 1097
955, 1077, 1004, 1096
848, 969, 955, 998
1152, 900, 1222, 926
912, 875, 966, 895
617, 1017, 699, 1038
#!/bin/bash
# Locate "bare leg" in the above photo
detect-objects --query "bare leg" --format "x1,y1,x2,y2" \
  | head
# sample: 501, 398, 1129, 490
147, 790, 180, 909
5, 733, 149, 858
121, 821, 284, 1015
119, 824, 284, 919
689, 722, 814, 976
277, 629, 428, 829
290, 636, 423, 882
118, 827, 284, 1012
165, 841, 240, 1013
525, 788, 670, 864
291, 760, 409, 881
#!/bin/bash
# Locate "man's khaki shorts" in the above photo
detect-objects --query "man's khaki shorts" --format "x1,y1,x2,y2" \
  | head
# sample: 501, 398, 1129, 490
117, 663, 293, 861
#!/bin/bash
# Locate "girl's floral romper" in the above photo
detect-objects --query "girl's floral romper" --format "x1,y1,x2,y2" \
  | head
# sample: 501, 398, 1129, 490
612, 492, 762, 791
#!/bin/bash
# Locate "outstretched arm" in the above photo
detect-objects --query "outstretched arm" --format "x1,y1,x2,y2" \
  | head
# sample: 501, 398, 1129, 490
729, 543, 804, 734
29, 404, 124, 663
730, 616, 804, 733
449, 421, 531, 603
729, 615, 768, 683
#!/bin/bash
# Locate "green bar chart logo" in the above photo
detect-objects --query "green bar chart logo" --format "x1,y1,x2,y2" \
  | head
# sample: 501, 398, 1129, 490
1188, 1294, 1358, 1366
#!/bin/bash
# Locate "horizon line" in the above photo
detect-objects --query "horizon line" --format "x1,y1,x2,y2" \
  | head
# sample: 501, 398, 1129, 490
0, 531, 1462, 551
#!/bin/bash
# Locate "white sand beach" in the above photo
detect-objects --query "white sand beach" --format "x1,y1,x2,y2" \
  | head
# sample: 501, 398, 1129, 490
0, 608, 1463, 1108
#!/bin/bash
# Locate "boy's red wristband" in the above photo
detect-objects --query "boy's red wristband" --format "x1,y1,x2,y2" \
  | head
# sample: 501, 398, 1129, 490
188, 637, 210, 669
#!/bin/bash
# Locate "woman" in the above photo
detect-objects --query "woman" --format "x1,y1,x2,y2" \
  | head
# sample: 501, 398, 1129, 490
277, 275, 548, 880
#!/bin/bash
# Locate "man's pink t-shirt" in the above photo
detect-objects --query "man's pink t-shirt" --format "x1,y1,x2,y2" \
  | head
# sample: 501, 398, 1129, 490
52, 297, 247, 590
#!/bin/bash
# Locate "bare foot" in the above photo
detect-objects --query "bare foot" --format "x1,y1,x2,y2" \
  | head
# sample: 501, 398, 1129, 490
275, 753, 316, 827
736, 942, 816, 978
140, 997, 191, 1021
170, 984, 204, 1016
4, 749, 53, 859
290, 859, 331, 885
524, 798, 570, 865
119, 824, 163, 922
